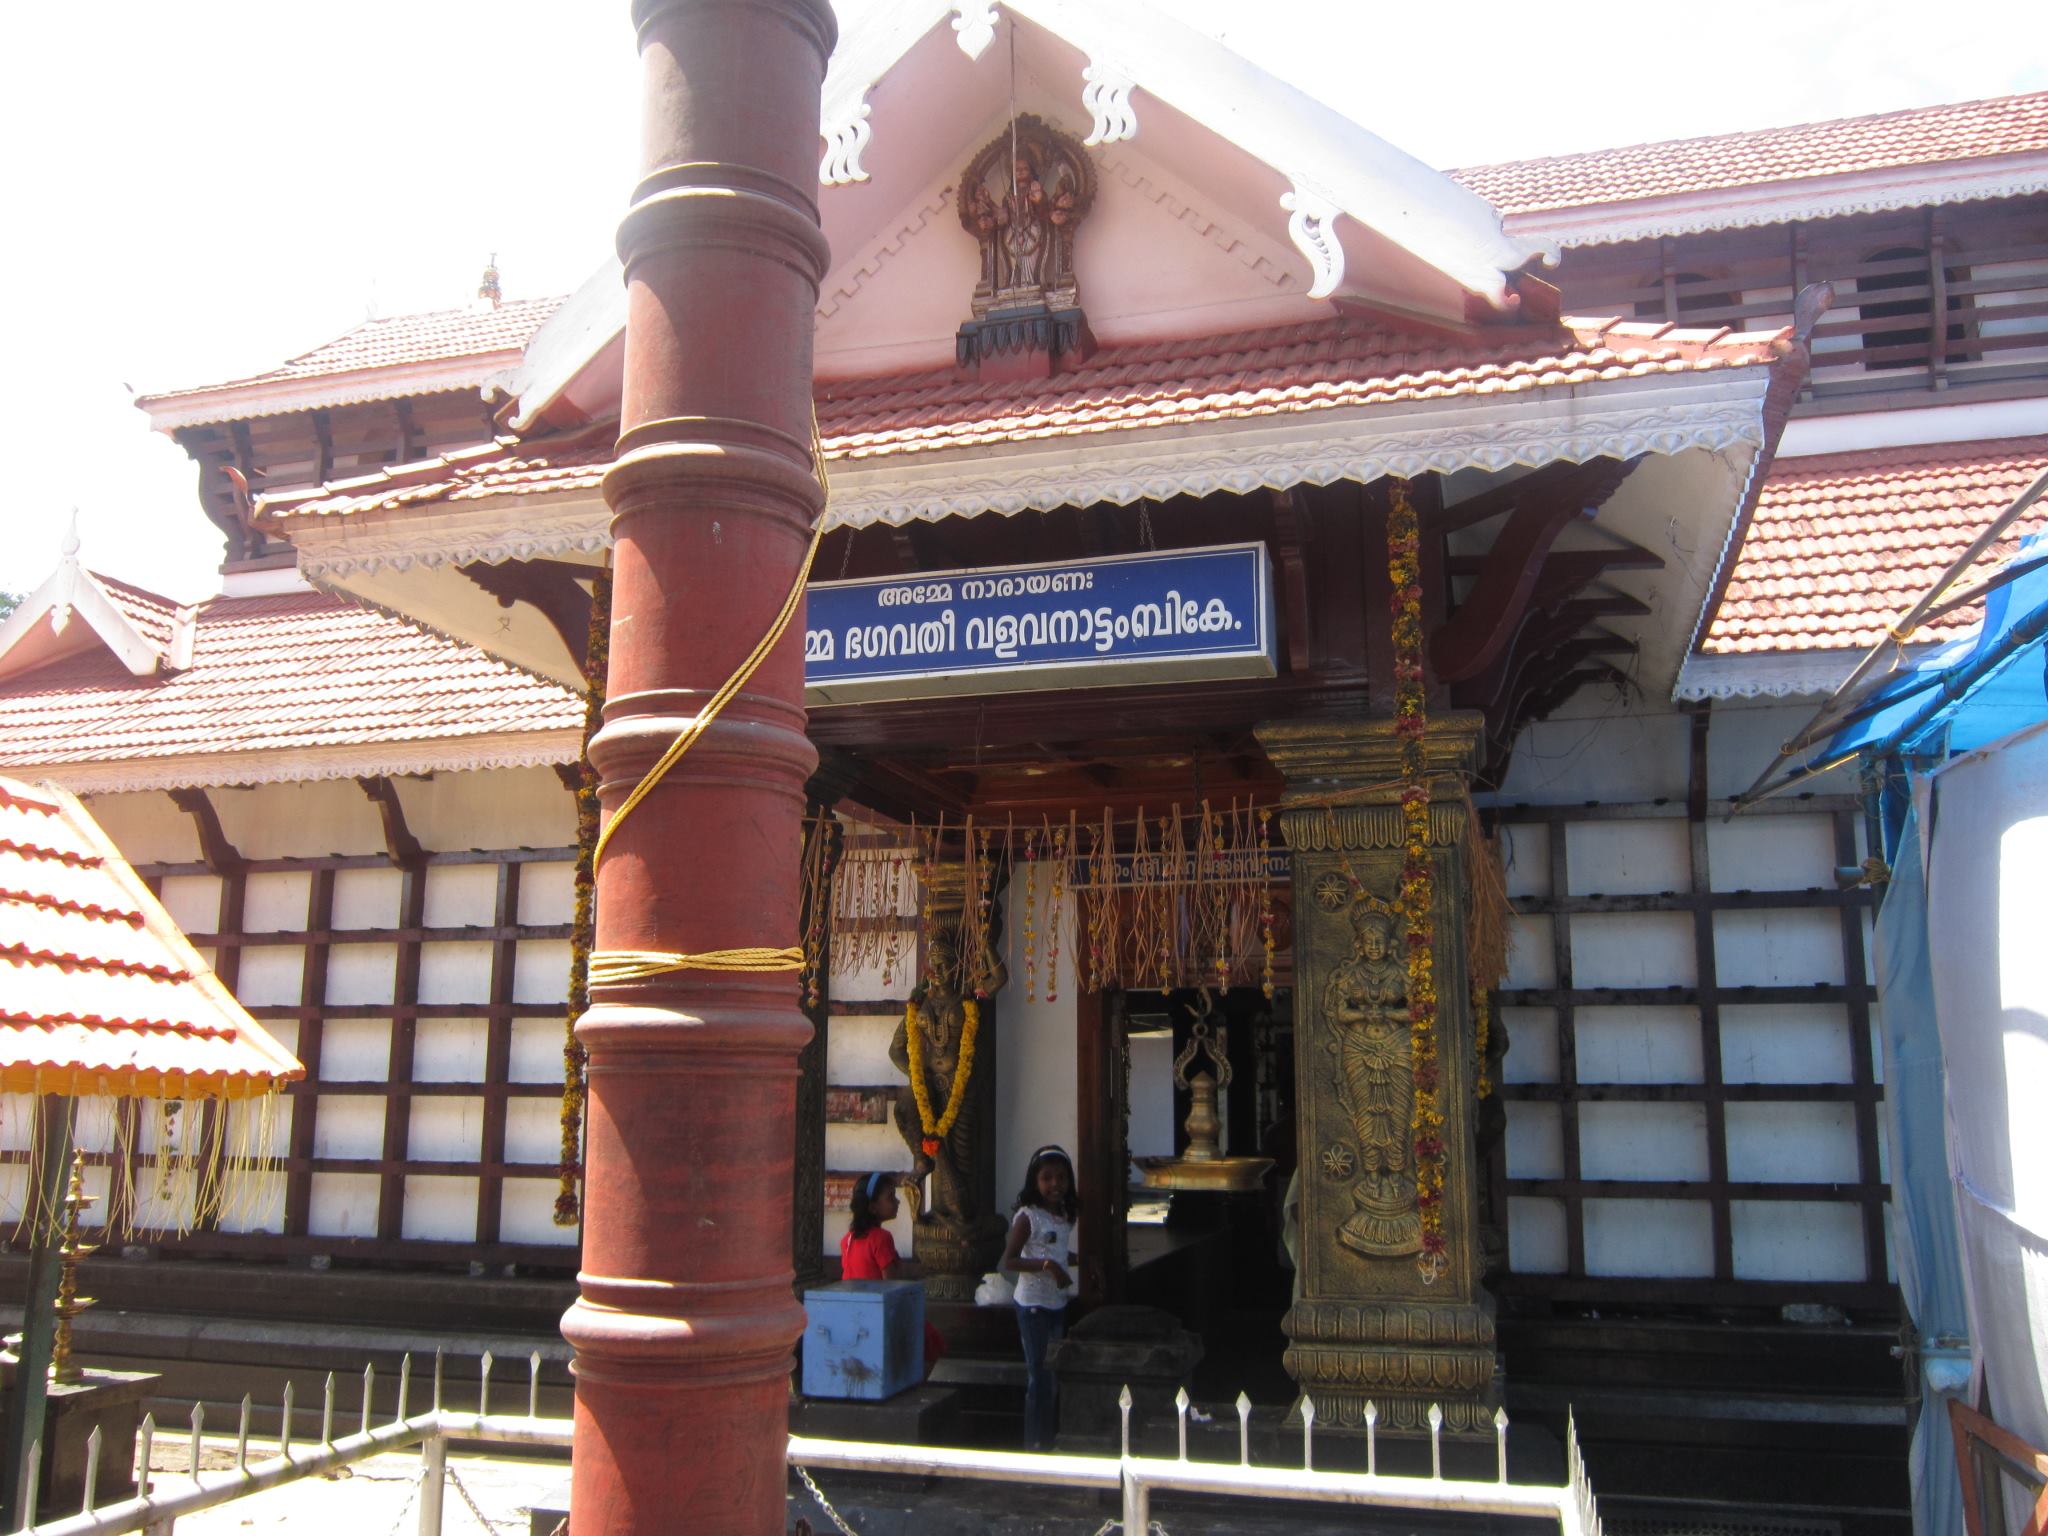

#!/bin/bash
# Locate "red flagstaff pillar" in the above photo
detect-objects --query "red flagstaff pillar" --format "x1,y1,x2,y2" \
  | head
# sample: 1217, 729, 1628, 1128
564, 1, 835, 1531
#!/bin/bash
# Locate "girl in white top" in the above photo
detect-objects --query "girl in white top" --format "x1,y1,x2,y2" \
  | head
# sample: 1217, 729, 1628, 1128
1002, 1145, 1079, 1451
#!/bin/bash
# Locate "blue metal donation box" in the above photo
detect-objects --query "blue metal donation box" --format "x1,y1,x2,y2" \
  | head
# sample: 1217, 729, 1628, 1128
801, 1281, 925, 1401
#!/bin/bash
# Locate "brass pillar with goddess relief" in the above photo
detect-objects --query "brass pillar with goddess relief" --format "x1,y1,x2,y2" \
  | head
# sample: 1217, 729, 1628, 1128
890, 859, 1009, 1302
1256, 714, 1498, 1435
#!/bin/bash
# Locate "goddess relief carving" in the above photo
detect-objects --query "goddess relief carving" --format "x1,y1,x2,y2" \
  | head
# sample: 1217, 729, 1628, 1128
1320, 898, 1422, 1258
957, 115, 1095, 313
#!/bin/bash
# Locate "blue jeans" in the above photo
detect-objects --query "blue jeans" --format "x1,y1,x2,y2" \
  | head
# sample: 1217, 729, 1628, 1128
1016, 1304, 1067, 1451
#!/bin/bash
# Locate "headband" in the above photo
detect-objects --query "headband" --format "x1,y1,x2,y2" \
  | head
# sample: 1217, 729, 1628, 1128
864, 1172, 891, 1200
1030, 1145, 1071, 1165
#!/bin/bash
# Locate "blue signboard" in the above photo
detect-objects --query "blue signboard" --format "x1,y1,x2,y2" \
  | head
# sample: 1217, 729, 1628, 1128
803, 542, 1274, 703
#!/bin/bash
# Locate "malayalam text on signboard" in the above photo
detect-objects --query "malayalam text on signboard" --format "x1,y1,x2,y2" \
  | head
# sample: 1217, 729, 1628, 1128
802, 542, 1275, 704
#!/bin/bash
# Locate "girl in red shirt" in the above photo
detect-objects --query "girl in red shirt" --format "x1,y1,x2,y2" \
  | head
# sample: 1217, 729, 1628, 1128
841, 1173, 945, 1368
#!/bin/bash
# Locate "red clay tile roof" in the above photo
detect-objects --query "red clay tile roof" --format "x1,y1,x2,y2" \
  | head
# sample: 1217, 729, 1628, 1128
139, 297, 562, 404
1703, 435, 2048, 654
0, 776, 302, 1096
0, 586, 581, 768
264, 314, 1792, 519
1452, 90, 2048, 217
97, 573, 183, 652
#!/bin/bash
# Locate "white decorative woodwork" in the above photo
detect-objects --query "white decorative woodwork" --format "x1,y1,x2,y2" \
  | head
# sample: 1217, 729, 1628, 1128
951, 1, 998, 59
1280, 178, 1344, 300
820, 99, 873, 186
1081, 60, 1137, 146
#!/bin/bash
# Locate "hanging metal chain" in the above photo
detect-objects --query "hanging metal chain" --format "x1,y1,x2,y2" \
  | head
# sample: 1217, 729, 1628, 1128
447, 1462, 522, 1532
380, 1474, 419, 1536
794, 1464, 863, 1536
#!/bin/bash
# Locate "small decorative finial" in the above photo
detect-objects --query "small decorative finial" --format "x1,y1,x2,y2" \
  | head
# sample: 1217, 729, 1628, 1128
478, 254, 502, 310
61, 509, 81, 560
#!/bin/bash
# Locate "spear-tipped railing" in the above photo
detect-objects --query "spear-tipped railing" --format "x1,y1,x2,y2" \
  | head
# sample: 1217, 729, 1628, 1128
12, 1360, 1606, 1536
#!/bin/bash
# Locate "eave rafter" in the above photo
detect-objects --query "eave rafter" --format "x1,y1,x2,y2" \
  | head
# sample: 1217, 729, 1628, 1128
1430, 456, 1669, 777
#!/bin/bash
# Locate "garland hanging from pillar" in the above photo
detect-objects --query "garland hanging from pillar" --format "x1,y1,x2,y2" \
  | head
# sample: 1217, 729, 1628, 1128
1388, 479, 1448, 1284
555, 566, 611, 1227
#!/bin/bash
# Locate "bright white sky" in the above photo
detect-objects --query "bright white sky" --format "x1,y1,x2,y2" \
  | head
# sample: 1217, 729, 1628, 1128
1, 0, 2040, 602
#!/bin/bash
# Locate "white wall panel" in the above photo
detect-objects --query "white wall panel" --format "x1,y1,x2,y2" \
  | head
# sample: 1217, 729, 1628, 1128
307, 1173, 377, 1238
1566, 820, 1690, 895
312, 1098, 385, 1160
1580, 1103, 1709, 1181
419, 942, 493, 1004
1499, 1008, 1558, 1084
1719, 1004, 1852, 1082
1504, 1102, 1564, 1179
319, 1019, 393, 1081
1505, 917, 1555, 988
409, 1097, 484, 1162
509, 1020, 564, 1083
1499, 824, 1550, 899
235, 946, 306, 1007
1570, 913, 1695, 988
1705, 814, 1834, 892
327, 943, 399, 1006
504, 1098, 562, 1165
1725, 1103, 1860, 1184
332, 868, 403, 929
395, 767, 574, 852
1576, 1006, 1703, 1084
414, 1019, 489, 1082
244, 872, 311, 932
157, 874, 222, 936
402, 1175, 478, 1241
1507, 1197, 1568, 1274
1713, 910, 1844, 987
1731, 1200, 1866, 1280
1585, 1198, 1713, 1277
827, 1123, 911, 1173
514, 941, 572, 1004
500, 1179, 578, 1246
517, 862, 576, 925
827, 1014, 902, 1084
83, 793, 199, 863
425, 865, 499, 929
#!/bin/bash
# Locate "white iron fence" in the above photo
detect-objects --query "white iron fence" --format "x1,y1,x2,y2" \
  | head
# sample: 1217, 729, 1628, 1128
17, 1355, 1607, 1535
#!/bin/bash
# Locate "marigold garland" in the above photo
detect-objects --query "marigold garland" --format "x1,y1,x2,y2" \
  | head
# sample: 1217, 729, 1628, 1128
903, 996, 982, 1157
555, 566, 611, 1227
1388, 480, 1448, 1283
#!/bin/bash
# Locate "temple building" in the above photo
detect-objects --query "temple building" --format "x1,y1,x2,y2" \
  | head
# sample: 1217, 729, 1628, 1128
4, 9, 2045, 1524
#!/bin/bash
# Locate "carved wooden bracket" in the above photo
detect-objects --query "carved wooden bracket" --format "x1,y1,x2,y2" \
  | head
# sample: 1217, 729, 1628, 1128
1268, 486, 1315, 674
356, 776, 426, 869
457, 558, 596, 669
1429, 457, 1640, 683
166, 787, 243, 875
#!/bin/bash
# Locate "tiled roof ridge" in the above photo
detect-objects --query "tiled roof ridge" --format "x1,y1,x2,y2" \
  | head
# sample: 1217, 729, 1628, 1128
0, 838, 101, 869
0, 942, 190, 984
1767, 432, 2048, 477
0, 1009, 239, 1042
1452, 89, 2048, 218
0, 784, 60, 816
89, 570, 179, 611
275, 295, 561, 369
0, 887, 146, 927
141, 295, 565, 405
1451, 87, 2048, 183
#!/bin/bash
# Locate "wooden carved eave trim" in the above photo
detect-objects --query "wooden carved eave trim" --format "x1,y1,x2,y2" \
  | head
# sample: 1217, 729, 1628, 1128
289, 371, 1772, 580
10, 729, 583, 796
